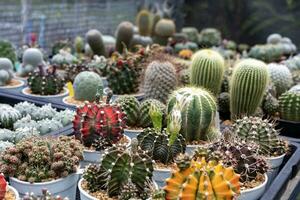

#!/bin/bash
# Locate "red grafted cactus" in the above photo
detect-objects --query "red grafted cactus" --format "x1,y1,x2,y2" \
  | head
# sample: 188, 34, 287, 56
0, 174, 7, 200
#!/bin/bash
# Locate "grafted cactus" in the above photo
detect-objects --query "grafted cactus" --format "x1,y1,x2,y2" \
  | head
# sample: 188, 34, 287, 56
139, 99, 166, 128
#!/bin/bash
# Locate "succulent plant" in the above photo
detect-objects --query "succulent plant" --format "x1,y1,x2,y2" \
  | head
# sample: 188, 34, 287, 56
51, 49, 77, 67
263, 92, 279, 116
0, 40, 16, 64
14, 127, 40, 143
87, 55, 108, 76
51, 39, 72, 56
0, 104, 22, 129
37, 119, 63, 135
83, 140, 154, 199
190, 49, 225, 96
13, 115, 38, 130
23, 189, 69, 200
139, 99, 166, 128
0, 136, 83, 183
74, 36, 84, 56
0, 173, 7, 199
279, 90, 300, 121
178, 49, 193, 59
13, 101, 37, 117
31, 104, 57, 121
164, 156, 240, 199
174, 42, 198, 53
85, 29, 106, 57
137, 102, 186, 164
129, 34, 153, 50
267, 33, 282, 44
53, 109, 75, 126
115, 21, 134, 53
154, 19, 176, 45
248, 44, 284, 63
230, 59, 269, 119
232, 116, 287, 156
181, 27, 199, 43
73, 71, 103, 102
28, 66, 65, 95
0, 141, 14, 153
64, 63, 90, 83
167, 87, 217, 142
198, 28, 222, 47
136, 9, 152, 36
178, 68, 190, 86
0, 129, 15, 143
143, 60, 177, 103
20, 48, 44, 77
0, 58, 14, 86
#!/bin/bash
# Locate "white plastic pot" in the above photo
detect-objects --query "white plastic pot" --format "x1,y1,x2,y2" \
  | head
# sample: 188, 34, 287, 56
0, 79, 24, 89
266, 153, 286, 185
153, 168, 171, 187
110, 93, 144, 103
22, 87, 69, 98
238, 174, 268, 200
124, 128, 143, 139
10, 173, 79, 199
8, 185, 20, 200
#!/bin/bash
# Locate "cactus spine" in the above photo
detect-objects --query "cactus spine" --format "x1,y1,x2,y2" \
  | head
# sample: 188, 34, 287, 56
0, 104, 21, 129
139, 99, 166, 128
190, 49, 225, 95
279, 90, 300, 121
167, 87, 217, 142
115, 21, 134, 53
136, 9, 152, 36
85, 29, 106, 57
230, 59, 269, 119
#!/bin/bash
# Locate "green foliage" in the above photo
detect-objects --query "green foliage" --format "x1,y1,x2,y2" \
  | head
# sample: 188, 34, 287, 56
0, 40, 16, 64
139, 99, 166, 128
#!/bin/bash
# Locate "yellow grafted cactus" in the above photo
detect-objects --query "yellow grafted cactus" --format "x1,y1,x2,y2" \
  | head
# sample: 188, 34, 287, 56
164, 158, 240, 200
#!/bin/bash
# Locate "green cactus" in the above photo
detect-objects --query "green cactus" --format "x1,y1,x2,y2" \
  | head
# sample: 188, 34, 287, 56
181, 27, 199, 43
74, 36, 84, 55
13, 115, 38, 130
37, 118, 63, 135
0, 40, 16, 64
0, 129, 15, 143
267, 33, 282, 44
154, 19, 176, 45
14, 101, 38, 117
232, 116, 287, 156
85, 29, 106, 57
262, 87, 279, 116
115, 21, 134, 53
151, 14, 161, 36
0, 104, 22, 129
279, 90, 300, 121
64, 63, 90, 83
31, 104, 57, 121
21, 48, 44, 76
0, 58, 14, 86
114, 95, 140, 127
143, 60, 177, 103
174, 42, 198, 53
73, 71, 103, 101
53, 109, 75, 126
198, 28, 222, 47
139, 99, 166, 128
129, 34, 153, 50
136, 9, 152, 36
248, 44, 284, 63
167, 87, 217, 142
83, 141, 154, 199
230, 59, 269, 119
190, 49, 225, 95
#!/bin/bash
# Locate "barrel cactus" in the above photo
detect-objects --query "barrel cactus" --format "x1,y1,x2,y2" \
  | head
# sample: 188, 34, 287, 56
85, 29, 106, 57
232, 116, 287, 156
143, 60, 177, 103
279, 90, 300, 121
230, 59, 269, 119
154, 19, 176, 45
136, 9, 152, 36
83, 140, 154, 199
37, 118, 63, 135
181, 27, 199, 43
0, 104, 22, 129
21, 48, 44, 76
167, 87, 217, 142
14, 101, 37, 117
73, 71, 103, 102
0, 58, 14, 86
139, 99, 166, 128
198, 28, 222, 47
268, 63, 293, 96
164, 157, 240, 199
190, 49, 225, 95
115, 21, 134, 53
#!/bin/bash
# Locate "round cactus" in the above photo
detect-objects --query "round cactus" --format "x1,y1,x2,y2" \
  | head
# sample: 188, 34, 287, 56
0, 104, 22, 129
279, 90, 300, 121
0, 58, 14, 86
0, 129, 15, 143
136, 9, 152, 36
139, 99, 166, 128
154, 19, 176, 45
85, 29, 106, 57
14, 127, 40, 143
167, 87, 217, 142
181, 27, 199, 43
73, 71, 103, 101
37, 118, 63, 135
143, 60, 177, 103
115, 21, 134, 53
267, 33, 282, 44
190, 49, 225, 95
230, 59, 269, 119
198, 28, 222, 47
268, 63, 293, 96
129, 34, 153, 50
21, 48, 44, 76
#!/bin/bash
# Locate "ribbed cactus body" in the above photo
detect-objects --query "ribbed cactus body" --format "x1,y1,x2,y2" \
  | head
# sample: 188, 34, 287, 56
136, 10, 152, 36
181, 27, 199, 43
279, 91, 300, 121
190, 49, 225, 95
268, 63, 293, 96
143, 61, 177, 103
167, 87, 217, 142
164, 158, 240, 200
139, 99, 166, 128
0, 104, 21, 129
230, 59, 269, 119
198, 28, 221, 47
115, 21, 134, 53
85, 29, 106, 57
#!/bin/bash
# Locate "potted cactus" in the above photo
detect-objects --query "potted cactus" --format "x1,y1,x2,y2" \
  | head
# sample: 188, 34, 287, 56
0, 58, 24, 89
0, 173, 19, 200
0, 136, 83, 199
114, 95, 166, 139
78, 140, 157, 200
18, 48, 45, 78
73, 92, 130, 167
23, 189, 68, 200
137, 102, 186, 187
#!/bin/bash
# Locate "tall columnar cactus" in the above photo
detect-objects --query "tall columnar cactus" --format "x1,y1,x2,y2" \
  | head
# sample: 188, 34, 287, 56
167, 87, 217, 142
230, 59, 269, 119
279, 91, 300, 121
85, 29, 106, 57
137, 102, 186, 164
232, 116, 287, 156
143, 60, 177, 103
136, 9, 152, 36
73, 71, 103, 101
0, 104, 21, 129
28, 66, 65, 95
115, 21, 134, 53
83, 141, 154, 199
154, 19, 176, 45
164, 157, 240, 200
268, 63, 293, 96
190, 49, 225, 95
0, 58, 14, 86
21, 48, 44, 76
198, 28, 222, 47
139, 99, 166, 128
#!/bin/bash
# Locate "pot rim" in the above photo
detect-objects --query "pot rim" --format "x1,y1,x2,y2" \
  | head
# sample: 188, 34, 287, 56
266, 153, 286, 161
0, 79, 24, 89
240, 173, 268, 194
124, 128, 143, 132
8, 185, 19, 200
22, 87, 69, 98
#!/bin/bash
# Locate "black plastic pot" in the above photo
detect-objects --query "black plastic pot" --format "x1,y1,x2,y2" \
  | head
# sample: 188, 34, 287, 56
276, 118, 300, 140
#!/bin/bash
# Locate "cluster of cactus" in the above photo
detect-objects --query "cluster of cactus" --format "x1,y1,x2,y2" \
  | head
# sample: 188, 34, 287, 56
174, 42, 198, 53
266, 33, 297, 55
154, 19, 176, 45
36, 119, 63, 135
20, 48, 44, 77
143, 59, 177, 103
167, 87, 217, 142
194, 134, 268, 183
268, 63, 293, 96
130, 34, 153, 50
279, 90, 300, 121
83, 139, 154, 199
51, 49, 77, 68
190, 49, 225, 96
198, 28, 222, 47
31, 104, 57, 121
85, 29, 106, 57
248, 44, 285, 63
14, 101, 37, 117
115, 21, 134, 53
73, 71, 103, 102
23, 189, 69, 200
51, 39, 72, 56
0, 136, 83, 183
181, 27, 199, 43
230, 59, 269, 119
28, 66, 65, 95
87, 55, 108, 76
64, 63, 90, 82
137, 102, 186, 164
0, 58, 14, 86
0, 40, 16, 64
164, 156, 240, 199
73, 94, 126, 150
232, 116, 287, 156
0, 104, 21, 129
262, 84, 279, 116
283, 55, 300, 71
53, 109, 76, 126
